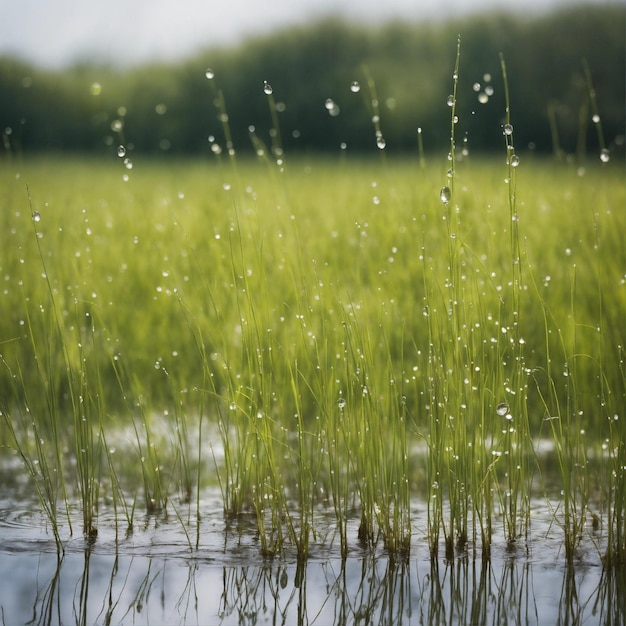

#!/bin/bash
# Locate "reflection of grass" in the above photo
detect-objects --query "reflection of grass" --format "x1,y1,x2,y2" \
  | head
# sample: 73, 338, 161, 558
0, 75, 624, 566
11, 544, 619, 625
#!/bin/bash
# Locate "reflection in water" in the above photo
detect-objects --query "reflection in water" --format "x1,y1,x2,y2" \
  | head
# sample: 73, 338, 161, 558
0, 547, 622, 625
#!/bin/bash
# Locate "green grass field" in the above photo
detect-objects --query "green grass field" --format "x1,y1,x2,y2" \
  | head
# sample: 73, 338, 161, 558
0, 151, 624, 561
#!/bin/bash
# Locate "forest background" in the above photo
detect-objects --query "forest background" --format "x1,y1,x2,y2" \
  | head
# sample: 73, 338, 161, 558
1, 4, 624, 159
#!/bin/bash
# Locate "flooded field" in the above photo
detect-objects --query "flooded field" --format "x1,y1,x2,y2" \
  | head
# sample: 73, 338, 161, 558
1, 155, 624, 624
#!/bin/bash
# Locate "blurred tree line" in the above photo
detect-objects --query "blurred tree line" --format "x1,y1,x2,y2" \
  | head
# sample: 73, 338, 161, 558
1, 4, 624, 160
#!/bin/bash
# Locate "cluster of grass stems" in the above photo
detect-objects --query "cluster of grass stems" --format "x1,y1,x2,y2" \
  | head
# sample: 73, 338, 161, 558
0, 47, 624, 570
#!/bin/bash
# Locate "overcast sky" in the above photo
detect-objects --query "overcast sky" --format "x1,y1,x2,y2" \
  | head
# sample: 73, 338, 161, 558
0, 0, 614, 68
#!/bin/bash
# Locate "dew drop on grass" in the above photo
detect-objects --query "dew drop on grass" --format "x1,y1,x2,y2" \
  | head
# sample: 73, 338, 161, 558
478, 93, 489, 104
205, 68, 215, 79
600, 148, 610, 163
117, 145, 126, 158
446, 95, 455, 107
503, 124, 514, 136
440, 186, 451, 204
496, 402, 510, 416
337, 397, 346, 410
32, 211, 41, 222
263, 81, 273, 95
350, 81, 361, 93
592, 114, 600, 124
510, 154, 520, 167
376, 135, 386, 150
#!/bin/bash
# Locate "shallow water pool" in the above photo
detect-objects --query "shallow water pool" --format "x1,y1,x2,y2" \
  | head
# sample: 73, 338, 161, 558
0, 487, 621, 625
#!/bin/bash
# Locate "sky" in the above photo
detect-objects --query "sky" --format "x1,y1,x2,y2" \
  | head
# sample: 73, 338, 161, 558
0, 0, 614, 68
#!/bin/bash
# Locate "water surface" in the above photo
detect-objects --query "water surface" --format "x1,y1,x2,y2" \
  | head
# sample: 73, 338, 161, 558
0, 487, 620, 625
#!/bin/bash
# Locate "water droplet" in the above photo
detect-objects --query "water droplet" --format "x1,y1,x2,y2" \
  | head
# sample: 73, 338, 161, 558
376, 136, 386, 150
478, 93, 489, 104
440, 186, 451, 204
503, 123, 514, 136
447, 95, 455, 107
350, 81, 361, 93
472, 82, 481, 92
485, 85, 494, 96
32, 211, 41, 222
110, 119, 123, 133
263, 81, 273, 95
337, 397, 346, 410
117, 145, 126, 158
496, 402, 510, 416
600, 148, 610, 163
325, 98, 340, 116
592, 114, 600, 124
205, 68, 215, 79
510, 154, 520, 167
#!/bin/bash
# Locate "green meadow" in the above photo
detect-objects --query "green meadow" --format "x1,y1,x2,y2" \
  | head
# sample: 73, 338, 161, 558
1, 11, 625, 589
1, 141, 624, 564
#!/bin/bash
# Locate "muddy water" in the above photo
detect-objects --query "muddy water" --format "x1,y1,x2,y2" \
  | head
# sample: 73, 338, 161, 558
0, 485, 621, 626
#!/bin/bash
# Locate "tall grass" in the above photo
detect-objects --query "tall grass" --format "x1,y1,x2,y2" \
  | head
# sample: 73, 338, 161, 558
0, 59, 624, 566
